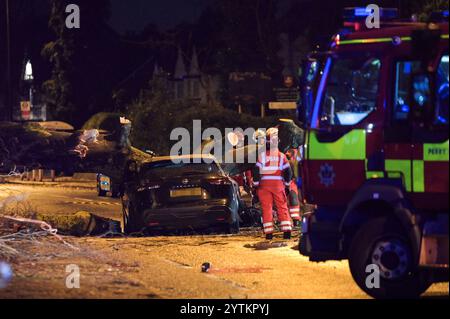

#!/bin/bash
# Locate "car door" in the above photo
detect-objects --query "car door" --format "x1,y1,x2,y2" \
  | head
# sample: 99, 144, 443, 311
410, 54, 449, 210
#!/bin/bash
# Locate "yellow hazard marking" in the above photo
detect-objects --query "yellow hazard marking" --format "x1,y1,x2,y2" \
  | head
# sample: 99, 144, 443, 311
309, 130, 366, 160
385, 160, 411, 192
412, 160, 425, 193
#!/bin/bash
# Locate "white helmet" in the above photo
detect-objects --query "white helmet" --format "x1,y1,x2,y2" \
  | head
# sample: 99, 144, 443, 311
266, 127, 279, 139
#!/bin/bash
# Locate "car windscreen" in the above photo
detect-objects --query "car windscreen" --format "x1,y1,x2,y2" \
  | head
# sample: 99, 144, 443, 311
141, 160, 221, 178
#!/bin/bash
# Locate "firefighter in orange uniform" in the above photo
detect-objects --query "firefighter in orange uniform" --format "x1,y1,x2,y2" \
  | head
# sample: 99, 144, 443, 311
285, 147, 303, 227
253, 128, 293, 240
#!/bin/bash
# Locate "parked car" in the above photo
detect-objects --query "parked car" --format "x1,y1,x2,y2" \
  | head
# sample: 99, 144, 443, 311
96, 173, 120, 198
97, 149, 157, 198
121, 154, 241, 234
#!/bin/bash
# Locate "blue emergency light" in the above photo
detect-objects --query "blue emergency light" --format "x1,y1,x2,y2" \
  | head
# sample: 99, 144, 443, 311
430, 10, 449, 22
343, 7, 398, 22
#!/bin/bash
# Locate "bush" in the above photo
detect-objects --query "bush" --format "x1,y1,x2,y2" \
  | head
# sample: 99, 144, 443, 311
125, 80, 280, 155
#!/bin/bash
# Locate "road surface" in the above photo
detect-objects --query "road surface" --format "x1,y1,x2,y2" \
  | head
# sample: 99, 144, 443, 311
0, 183, 121, 221
0, 184, 448, 299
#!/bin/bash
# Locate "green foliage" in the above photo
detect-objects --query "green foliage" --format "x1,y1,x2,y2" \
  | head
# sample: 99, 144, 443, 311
126, 79, 278, 155
417, 0, 449, 21
42, 0, 116, 128
41, 0, 76, 123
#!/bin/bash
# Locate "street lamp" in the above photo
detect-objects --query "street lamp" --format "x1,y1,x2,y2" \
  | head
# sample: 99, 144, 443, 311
22, 59, 34, 121
24, 60, 34, 81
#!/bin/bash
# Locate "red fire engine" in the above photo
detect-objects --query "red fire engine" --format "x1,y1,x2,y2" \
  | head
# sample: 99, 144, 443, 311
298, 8, 449, 298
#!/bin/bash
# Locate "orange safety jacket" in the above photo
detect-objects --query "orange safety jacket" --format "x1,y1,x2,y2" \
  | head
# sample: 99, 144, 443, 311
253, 149, 292, 190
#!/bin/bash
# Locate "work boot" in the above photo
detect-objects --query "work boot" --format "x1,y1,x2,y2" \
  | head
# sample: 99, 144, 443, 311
265, 233, 273, 241
283, 232, 292, 240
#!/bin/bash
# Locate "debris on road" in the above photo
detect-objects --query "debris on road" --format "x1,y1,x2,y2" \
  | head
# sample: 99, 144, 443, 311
0, 214, 79, 261
200, 262, 272, 274
0, 194, 29, 211
201, 262, 212, 273
35, 211, 121, 237
0, 194, 121, 264
244, 240, 289, 250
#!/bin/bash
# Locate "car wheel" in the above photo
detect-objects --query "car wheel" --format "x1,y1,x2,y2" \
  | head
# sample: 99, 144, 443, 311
122, 200, 140, 234
348, 217, 433, 299
225, 213, 240, 234
239, 207, 262, 227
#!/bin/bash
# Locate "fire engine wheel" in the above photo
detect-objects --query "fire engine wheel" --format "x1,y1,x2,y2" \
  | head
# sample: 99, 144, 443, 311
348, 217, 432, 299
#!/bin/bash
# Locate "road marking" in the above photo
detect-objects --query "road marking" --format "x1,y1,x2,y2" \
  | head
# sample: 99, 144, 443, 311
64, 201, 121, 207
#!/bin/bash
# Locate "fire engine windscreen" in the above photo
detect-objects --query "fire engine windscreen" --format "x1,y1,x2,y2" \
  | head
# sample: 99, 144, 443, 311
319, 57, 381, 126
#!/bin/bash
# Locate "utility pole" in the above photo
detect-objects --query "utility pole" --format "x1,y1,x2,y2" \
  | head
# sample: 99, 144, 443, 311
5, 0, 12, 121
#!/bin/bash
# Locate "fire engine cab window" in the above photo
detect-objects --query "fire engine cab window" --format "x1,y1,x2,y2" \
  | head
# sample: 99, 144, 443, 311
436, 54, 449, 125
320, 58, 380, 126
394, 61, 421, 121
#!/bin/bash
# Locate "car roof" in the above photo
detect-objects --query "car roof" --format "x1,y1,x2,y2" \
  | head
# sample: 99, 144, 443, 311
149, 154, 218, 163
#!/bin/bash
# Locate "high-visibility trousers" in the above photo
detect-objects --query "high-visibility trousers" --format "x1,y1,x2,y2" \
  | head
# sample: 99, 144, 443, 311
288, 180, 301, 221
257, 186, 292, 234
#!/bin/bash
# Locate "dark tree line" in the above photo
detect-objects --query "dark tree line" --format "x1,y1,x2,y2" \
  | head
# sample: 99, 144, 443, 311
1, 0, 447, 128
42, 0, 120, 127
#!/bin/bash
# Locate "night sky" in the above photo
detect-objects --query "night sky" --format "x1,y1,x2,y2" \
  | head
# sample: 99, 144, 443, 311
109, 0, 211, 32
108, 0, 293, 33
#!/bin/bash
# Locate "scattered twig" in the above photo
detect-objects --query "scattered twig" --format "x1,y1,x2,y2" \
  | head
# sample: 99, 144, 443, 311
6, 216, 80, 251
0, 195, 79, 261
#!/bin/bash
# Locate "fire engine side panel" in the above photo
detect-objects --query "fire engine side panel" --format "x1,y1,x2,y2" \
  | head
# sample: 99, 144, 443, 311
381, 37, 448, 211
306, 160, 365, 205
305, 27, 449, 212
304, 46, 388, 207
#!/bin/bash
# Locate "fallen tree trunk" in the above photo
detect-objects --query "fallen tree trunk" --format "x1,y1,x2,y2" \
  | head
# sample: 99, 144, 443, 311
0, 114, 153, 184
34, 212, 121, 237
